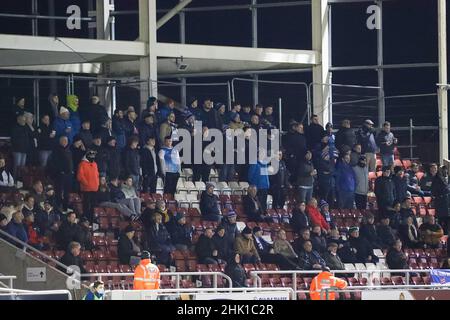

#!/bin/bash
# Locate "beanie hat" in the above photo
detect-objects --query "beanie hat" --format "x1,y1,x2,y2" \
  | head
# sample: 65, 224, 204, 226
59, 106, 69, 115
242, 226, 252, 235
253, 226, 262, 234
66, 95, 79, 112
175, 212, 185, 221
147, 97, 157, 108
349, 226, 359, 234
227, 211, 237, 218
124, 225, 135, 234
319, 200, 329, 211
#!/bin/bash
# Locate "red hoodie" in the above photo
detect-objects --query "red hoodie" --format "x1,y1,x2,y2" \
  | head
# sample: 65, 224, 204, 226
25, 221, 42, 246
77, 159, 99, 192
306, 205, 330, 231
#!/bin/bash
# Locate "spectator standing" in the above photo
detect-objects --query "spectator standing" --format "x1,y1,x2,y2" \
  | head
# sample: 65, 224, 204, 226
78, 120, 93, 149
112, 109, 127, 150
53, 107, 74, 144
305, 114, 325, 151
353, 155, 369, 210
350, 143, 362, 167
284, 121, 307, 184
248, 149, 270, 212
139, 113, 158, 148
335, 153, 356, 209
104, 136, 122, 180
11, 114, 31, 179
77, 150, 99, 222
357, 119, 377, 172
123, 136, 141, 190
47, 136, 74, 212
432, 165, 450, 234
335, 119, 356, 154
296, 151, 316, 204
376, 121, 398, 167
46, 93, 60, 122
375, 166, 395, 214
159, 137, 181, 196
269, 151, 289, 209
37, 114, 56, 167
140, 136, 160, 194
66, 95, 81, 137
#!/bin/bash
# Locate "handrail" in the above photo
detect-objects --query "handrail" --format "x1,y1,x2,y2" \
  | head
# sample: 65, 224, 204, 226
250, 268, 435, 292
0, 229, 72, 276
83, 271, 233, 289
0, 287, 73, 300
0, 276, 16, 290
106, 287, 295, 300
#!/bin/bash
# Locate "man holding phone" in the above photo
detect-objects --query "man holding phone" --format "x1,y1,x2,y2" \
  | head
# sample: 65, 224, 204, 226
376, 121, 398, 167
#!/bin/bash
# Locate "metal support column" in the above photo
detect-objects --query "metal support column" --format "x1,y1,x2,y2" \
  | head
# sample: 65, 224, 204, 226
48, 0, 58, 95
139, 0, 158, 112
252, 0, 259, 106
312, 0, 331, 125
33, 79, 40, 123
179, 1, 187, 107
376, 0, 386, 127
438, 0, 449, 161
96, 0, 112, 114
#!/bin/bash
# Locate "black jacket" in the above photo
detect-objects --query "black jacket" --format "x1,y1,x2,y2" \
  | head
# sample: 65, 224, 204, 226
123, 147, 140, 176
37, 123, 56, 151
56, 220, 81, 250
393, 175, 408, 203
105, 145, 122, 180
167, 222, 192, 247
375, 176, 395, 210
290, 209, 310, 234
212, 233, 232, 261
310, 233, 327, 254
59, 252, 86, 274
140, 146, 160, 177
243, 194, 264, 222
305, 123, 325, 150
91, 144, 108, 174
225, 261, 247, 288
138, 123, 158, 147
70, 145, 85, 172
48, 145, 74, 177
195, 234, 217, 262
348, 236, 376, 263
376, 224, 397, 249
123, 119, 139, 140
200, 191, 220, 217
359, 224, 382, 249
284, 131, 307, 163
78, 129, 93, 149
145, 223, 172, 252
270, 159, 289, 188
335, 127, 356, 152
297, 160, 314, 187
11, 124, 32, 153
110, 184, 126, 202
386, 248, 408, 269
118, 234, 135, 265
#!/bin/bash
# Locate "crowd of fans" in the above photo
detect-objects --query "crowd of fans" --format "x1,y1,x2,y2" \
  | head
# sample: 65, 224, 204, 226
0, 93, 449, 288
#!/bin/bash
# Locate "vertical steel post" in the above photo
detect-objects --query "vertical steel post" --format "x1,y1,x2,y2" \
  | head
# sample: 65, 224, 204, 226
410, 118, 413, 160
377, 0, 386, 127
438, 0, 449, 161
252, 0, 259, 105
179, 0, 187, 107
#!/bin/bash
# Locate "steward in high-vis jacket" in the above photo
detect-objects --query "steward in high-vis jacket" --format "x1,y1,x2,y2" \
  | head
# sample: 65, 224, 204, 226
133, 251, 160, 290
309, 267, 348, 300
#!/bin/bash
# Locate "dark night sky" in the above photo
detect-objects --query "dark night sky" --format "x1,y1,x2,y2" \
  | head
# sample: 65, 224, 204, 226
0, 0, 444, 139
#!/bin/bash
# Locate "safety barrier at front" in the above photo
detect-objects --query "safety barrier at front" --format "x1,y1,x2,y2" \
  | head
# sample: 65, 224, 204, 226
105, 287, 295, 300
83, 271, 233, 290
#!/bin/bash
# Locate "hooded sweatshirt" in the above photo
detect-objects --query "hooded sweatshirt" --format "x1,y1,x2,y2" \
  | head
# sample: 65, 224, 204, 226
77, 157, 99, 192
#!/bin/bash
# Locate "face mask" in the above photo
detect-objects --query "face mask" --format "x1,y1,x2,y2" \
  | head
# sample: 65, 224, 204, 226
87, 156, 95, 163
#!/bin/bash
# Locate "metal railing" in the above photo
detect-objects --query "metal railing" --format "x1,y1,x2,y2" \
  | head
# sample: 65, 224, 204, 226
0, 229, 72, 275
250, 268, 438, 296
83, 271, 233, 290
0, 287, 73, 300
0, 276, 16, 291
105, 287, 295, 300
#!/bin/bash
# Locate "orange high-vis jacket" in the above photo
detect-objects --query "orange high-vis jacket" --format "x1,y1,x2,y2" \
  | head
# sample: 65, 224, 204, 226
309, 271, 347, 300
133, 259, 160, 290
77, 159, 99, 192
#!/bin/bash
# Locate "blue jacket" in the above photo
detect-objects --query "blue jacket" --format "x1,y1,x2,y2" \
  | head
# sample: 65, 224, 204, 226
335, 160, 356, 192
53, 118, 74, 144
157, 106, 173, 123
248, 161, 270, 190
69, 111, 81, 137
6, 221, 28, 244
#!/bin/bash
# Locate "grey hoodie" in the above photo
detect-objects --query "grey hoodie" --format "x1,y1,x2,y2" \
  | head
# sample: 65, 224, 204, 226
353, 165, 369, 195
